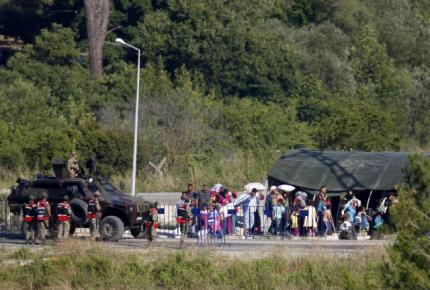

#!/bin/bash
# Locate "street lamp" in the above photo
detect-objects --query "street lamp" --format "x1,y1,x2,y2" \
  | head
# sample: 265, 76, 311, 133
115, 38, 141, 197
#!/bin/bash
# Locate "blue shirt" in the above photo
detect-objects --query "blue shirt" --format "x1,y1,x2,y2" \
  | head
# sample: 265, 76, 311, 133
347, 205, 356, 223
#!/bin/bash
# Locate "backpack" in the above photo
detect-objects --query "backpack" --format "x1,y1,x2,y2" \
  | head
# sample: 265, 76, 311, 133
374, 215, 383, 229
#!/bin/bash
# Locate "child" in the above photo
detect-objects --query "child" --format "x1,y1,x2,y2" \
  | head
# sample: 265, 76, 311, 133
291, 208, 299, 237
339, 214, 353, 240
272, 198, 285, 235
322, 204, 333, 236
303, 200, 317, 237
207, 204, 223, 239
355, 206, 371, 234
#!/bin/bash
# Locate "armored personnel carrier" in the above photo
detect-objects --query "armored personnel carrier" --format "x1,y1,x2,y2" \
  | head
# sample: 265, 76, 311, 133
7, 159, 153, 241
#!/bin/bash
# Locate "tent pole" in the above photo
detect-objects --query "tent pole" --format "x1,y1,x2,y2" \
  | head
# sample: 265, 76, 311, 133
366, 190, 373, 210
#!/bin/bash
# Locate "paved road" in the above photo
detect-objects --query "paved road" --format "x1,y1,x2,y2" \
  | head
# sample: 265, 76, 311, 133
0, 232, 391, 258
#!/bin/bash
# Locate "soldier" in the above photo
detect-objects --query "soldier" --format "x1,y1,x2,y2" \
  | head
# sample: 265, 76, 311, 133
22, 195, 36, 244
56, 195, 72, 240
67, 151, 81, 178
36, 191, 51, 244
87, 190, 101, 241
146, 202, 159, 245
176, 192, 192, 247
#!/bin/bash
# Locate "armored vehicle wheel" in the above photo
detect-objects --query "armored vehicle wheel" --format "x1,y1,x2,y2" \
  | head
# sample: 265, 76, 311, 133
100, 216, 124, 241
69, 198, 88, 226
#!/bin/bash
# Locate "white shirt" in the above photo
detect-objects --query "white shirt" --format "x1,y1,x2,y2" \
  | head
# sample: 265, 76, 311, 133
249, 196, 258, 212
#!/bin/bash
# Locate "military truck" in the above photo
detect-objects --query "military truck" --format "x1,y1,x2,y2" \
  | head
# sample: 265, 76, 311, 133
7, 159, 153, 241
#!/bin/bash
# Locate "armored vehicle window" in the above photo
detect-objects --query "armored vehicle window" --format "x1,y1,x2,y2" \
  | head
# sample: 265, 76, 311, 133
101, 181, 119, 194
25, 182, 62, 199
88, 181, 122, 197
62, 182, 86, 196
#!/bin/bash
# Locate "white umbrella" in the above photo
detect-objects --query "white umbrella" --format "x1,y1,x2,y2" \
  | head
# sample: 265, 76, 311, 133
244, 182, 266, 193
211, 183, 224, 193
278, 184, 296, 192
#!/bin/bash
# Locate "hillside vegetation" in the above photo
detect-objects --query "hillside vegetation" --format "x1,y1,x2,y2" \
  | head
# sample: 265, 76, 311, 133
0, 0, 429, 190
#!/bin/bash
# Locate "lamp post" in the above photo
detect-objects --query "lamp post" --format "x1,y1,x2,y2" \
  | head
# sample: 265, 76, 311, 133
115, 38, 140, 197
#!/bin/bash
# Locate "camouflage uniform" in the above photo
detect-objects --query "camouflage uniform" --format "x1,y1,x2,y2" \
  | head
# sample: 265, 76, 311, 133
146, 202, 159, 244
56, 196, 72, 240
36, 192, 51, 244
87, 191, 102, 240
67, 151, 80, 178
23, 196, 36, 244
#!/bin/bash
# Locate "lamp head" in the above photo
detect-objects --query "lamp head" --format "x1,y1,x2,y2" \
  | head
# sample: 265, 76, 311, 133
115, 38, 127, 45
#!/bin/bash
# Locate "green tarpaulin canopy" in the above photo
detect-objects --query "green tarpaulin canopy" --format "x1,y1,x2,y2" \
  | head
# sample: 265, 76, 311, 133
267, 149, 423, 195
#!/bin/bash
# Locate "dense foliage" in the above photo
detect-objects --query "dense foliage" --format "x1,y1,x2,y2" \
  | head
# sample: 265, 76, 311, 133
0, 0, 429, 189
385, 155, 430, 289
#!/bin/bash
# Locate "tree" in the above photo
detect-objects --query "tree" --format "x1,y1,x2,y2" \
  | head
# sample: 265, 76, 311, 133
84, 0, 110, 79
385, 154, 430, 289
315, 99, 400, 151
133, 0, 300, 99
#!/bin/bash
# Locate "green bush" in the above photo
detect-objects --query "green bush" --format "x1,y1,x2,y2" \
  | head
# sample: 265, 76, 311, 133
384, 155, 430, 289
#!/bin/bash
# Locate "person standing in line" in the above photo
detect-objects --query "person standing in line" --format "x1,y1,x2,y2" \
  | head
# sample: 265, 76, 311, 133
355, 206, 372, 234
235, 188, 258, 237
291, 207, 300, 237
315, 186, 328, 236
339, 213, 354, 240
36, 191, 51, 244
264, 186, 277, 234
23, 195, 37, 244
272, 197, 285, 236
345, 199, 358, 240
322, 204, 334, 236
177, 191, 192, 247
87, 191, 102, 241
303, 199, 317, 237
146, 202, 159, 245
198, 183, 211, 210
56, 195, 72, 240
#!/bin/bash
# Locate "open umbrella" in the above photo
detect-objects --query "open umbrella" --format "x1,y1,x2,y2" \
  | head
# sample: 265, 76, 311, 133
244, 182, 266, 193
278, 184, 296, 192
211, 183, 224, 193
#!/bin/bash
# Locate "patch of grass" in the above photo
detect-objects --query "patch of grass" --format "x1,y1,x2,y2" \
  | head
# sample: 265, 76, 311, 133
0, 242, 387, 290
14, 248, 32, 260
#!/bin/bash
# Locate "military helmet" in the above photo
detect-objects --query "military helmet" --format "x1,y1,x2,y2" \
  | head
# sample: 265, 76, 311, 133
40, 191, 48, 199
94, 190, 101, 197
63, 195, 69, 201
28, 195, 35, 201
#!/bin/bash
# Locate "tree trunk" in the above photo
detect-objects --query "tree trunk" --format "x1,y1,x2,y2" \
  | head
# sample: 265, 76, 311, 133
84, 0, 110, 80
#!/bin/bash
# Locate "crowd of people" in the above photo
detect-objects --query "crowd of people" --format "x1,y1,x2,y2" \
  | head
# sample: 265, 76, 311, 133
175, 183, 399, 242
20, 177, 398, 245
